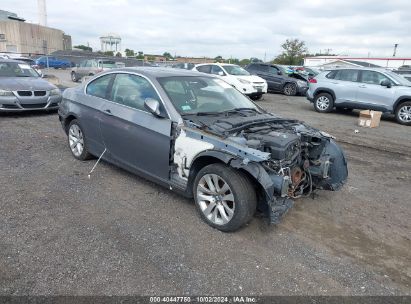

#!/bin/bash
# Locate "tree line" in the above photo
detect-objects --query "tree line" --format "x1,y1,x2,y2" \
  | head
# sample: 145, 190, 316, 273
74, 38, 323, 65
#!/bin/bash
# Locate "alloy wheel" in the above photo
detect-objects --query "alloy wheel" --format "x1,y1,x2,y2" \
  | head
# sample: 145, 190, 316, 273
398, 105, 411, 123
316, 96, 330, 111
197, 174, 235, 225
284, 84, 296, 96
68, 124, 84, 157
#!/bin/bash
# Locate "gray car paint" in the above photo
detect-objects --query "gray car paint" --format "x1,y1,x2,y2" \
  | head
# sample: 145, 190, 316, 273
59, 67, 347, 224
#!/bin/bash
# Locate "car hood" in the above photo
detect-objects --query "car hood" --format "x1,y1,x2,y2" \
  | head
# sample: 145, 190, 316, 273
184, 112, 300, 136
234, 75, 266, 83
0, 77, 57, 91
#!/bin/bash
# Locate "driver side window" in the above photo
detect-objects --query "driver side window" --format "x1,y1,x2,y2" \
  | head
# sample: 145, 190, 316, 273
361, 70, 392, 85
110, 73, 160, 112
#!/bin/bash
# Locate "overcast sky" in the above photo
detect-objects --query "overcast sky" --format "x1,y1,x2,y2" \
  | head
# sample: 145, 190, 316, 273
3, 0, 411, 59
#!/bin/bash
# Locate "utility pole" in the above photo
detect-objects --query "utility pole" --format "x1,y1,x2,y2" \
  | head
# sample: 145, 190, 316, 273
393, 44, 398, 57
264, 52, 266, 62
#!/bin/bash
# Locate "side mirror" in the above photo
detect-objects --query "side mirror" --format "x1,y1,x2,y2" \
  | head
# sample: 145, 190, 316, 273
218, 71, 225, 76
144, 98, 163, 117
277, 70, 282, 75
380, 79, 391, 88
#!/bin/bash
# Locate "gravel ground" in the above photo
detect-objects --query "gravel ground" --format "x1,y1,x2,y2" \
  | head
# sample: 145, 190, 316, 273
0, 76, 410, 295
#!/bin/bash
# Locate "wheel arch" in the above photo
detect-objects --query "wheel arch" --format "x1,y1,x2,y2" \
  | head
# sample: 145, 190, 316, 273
314, 88, 336, 101
393, 96, 411, 112
187, 150, 274, 203
63, 114, 78, 134
186, 151, 233, 197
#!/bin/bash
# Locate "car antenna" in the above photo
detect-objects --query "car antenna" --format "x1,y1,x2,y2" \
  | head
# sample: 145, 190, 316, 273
87, 148, 107, 179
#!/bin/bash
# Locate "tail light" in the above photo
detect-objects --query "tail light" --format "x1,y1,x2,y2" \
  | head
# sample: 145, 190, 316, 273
308, 78, 317, 83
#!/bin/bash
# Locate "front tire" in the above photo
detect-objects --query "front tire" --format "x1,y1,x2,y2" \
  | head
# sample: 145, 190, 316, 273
283, 83, 297, 96
193, 163, 257, 232
395, 102, 411, 125
68, 119, 92, 160
71, 72, 78, 82
314, 93, 334, 113
251, 94, 263, 101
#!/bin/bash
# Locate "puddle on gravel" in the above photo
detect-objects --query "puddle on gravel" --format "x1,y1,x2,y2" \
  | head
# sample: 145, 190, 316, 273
283, 211, 411, 287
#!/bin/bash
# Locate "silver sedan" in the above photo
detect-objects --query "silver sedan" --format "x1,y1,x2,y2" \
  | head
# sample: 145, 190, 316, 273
0, 59, 62, 112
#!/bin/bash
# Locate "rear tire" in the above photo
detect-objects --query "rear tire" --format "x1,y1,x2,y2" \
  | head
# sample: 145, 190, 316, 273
283, 83, 297, 96
395, 101, 411, 125
314, 93, 334, 113
193, 163, 257, 232
67, 119, 92, 161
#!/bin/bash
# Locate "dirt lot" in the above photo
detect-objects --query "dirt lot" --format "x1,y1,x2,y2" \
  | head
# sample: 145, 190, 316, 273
0, 81, 410, 295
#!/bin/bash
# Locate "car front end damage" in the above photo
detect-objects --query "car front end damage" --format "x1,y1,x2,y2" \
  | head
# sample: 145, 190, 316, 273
171, 114, 348, 224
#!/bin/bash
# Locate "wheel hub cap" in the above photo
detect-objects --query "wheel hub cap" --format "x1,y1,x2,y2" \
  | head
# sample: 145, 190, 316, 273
197, 174, 235, 225
316, 96, 330, 110
399, 106, 411, 122
68, 124, 84, 157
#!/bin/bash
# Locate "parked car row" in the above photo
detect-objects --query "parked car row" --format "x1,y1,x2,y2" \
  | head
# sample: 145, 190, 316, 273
70, 59, 118, 82
192, 63, 268, 100
306, 67, 411, 125
34, 56, 74, 69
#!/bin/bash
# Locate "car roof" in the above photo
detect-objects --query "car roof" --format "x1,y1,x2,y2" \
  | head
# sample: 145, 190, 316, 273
0, 59, 28, 64
111, 67, 210, 78
196, 63, 237, 67
329, 67, 392, 72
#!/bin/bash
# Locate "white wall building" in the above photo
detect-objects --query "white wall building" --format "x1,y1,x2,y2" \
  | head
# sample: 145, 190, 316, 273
304, 56, 411, 69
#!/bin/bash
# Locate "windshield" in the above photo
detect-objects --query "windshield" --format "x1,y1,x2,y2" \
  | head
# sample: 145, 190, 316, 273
158, 76, 259, 115
0, 62, 39, 77
222, 65, 250, 76
385, 70, 411, 86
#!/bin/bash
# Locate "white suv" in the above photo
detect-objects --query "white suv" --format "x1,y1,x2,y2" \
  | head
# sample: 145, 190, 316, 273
193, 63, 268, 100
306, 68, 411, 125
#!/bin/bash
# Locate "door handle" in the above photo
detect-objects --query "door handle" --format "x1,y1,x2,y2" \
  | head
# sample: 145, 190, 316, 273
103, 109, 113, 116
358, 85, 367, 88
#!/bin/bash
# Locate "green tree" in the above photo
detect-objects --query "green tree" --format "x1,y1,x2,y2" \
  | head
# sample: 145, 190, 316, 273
103, 51, 114, 56
214, 55, 223, 62
273, 38, 308, 65
136, 51, 144, 59
73, 45, 92, 52
115, 52, 122, 57
125, 48, 135, 57
163, 52, 173, 60
250, 57, 263, 63
239, 58, 251, 66
147, 55, 156, 61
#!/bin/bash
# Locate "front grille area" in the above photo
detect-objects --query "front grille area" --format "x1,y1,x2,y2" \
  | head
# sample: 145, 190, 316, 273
34, 91, 46, 96
21, 103, 47, 109
17, 91, 32, 97
1, 104, 19, 109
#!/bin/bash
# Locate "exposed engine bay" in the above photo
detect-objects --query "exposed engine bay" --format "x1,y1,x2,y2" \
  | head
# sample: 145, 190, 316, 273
176, 111, 348, 223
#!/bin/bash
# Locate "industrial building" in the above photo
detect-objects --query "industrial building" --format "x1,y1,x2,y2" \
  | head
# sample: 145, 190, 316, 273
0, 9, 71, 55
304, 56, 411, 69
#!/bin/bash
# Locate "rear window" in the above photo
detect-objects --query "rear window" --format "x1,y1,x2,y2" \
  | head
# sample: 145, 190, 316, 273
99, 60, 117, 68
196, 65, 211, 74
325, 70, 338, 79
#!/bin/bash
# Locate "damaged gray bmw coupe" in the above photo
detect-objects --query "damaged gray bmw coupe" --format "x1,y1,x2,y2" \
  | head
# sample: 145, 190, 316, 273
59, 68, 348, 232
